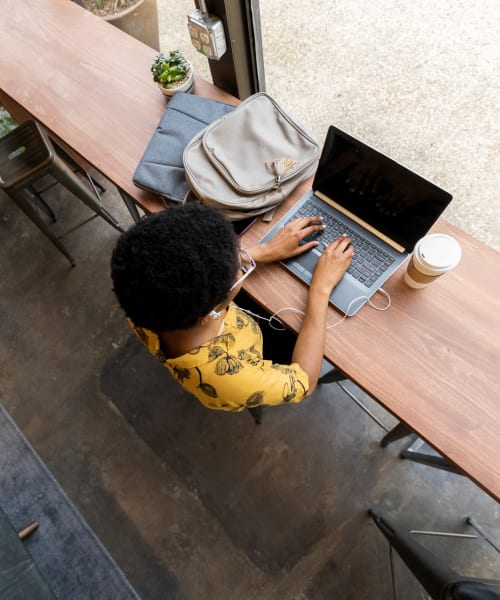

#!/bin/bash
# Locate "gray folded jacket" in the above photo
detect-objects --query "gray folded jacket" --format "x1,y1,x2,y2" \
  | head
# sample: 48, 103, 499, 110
132, 92, 235, 203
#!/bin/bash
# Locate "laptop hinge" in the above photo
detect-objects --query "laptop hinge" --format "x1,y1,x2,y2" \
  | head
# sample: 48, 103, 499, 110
315, 191, 406, 253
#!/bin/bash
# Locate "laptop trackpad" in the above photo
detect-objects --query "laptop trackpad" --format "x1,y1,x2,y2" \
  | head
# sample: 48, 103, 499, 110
288, 249, 320, 277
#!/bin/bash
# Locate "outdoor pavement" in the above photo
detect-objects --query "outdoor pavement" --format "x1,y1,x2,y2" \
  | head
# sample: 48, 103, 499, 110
160, 0, 500, 252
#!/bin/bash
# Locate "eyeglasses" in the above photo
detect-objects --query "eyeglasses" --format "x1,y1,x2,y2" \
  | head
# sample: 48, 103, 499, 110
229, 247, 256, 292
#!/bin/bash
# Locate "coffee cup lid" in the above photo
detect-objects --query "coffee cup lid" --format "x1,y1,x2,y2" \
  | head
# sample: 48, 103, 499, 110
416, 234, 462, 272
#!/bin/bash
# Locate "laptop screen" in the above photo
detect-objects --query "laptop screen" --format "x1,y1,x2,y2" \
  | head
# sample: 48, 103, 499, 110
313, 126, 453, 251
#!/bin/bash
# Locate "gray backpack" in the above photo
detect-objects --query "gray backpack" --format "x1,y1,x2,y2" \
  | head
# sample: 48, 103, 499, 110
183, 92, 320, 221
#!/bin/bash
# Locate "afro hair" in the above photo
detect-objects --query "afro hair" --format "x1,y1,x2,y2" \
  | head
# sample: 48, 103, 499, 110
110, 204, 239, 332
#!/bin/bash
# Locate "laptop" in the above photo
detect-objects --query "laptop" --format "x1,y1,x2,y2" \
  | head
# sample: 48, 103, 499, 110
260, 125, 453, 316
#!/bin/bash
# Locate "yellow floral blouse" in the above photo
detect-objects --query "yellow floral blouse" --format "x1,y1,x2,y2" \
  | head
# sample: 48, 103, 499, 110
130, 303, 309, 411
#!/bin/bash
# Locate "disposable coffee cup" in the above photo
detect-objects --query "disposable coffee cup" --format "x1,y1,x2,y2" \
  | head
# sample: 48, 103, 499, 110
404, 233, 462, 289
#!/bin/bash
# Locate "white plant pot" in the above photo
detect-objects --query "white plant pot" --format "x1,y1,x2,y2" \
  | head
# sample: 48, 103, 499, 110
157, 64, 194, 97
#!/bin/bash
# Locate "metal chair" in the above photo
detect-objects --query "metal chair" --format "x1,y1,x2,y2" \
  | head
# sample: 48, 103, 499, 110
247, 406, 263, 425
369, 508, 500, 600
0, 120, 123, 266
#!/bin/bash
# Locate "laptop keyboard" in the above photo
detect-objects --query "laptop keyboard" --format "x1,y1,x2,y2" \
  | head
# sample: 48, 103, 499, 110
290, 199, 395, 287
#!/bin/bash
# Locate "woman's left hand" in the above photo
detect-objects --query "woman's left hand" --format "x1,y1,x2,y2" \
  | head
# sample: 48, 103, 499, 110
248, 216, 325, 263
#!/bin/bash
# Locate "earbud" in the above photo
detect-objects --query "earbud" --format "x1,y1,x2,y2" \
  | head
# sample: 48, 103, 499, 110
208, 310, 221, 319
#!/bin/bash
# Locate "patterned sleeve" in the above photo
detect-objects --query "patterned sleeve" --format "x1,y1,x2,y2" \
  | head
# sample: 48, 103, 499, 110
242, 360, 310, 408
185, 358, 310, 412
129, 310, 310, 412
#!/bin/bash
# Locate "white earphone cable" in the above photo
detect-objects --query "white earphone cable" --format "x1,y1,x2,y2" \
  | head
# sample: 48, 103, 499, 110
239, 288, 391, 331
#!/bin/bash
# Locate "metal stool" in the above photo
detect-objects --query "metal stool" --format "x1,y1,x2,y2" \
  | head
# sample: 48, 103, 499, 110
369, 508, 500, 599
0, 120, 123, 266
247, 406, 263, 425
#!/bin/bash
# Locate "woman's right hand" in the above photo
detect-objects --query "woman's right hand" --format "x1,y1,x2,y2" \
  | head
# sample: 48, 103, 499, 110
310, 235, 354, 297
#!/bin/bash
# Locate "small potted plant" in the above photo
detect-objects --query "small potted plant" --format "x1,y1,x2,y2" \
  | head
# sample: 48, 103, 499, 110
151, 50, 194, 97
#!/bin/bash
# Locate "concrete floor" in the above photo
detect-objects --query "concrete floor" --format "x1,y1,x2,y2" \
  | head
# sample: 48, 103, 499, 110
1, 1, 500, 599
1, 179, 499, 600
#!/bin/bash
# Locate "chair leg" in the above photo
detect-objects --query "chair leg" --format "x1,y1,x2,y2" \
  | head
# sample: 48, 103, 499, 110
119, 188, 143, 223
8, 187, 76, 266
50, 139, 106, 194
50, 155, 124, 232
369, 508, 461, 600
84, 171, 106, 197
247, 406, 263, 425
466, 516, 500, 554
28, 185, 57, 222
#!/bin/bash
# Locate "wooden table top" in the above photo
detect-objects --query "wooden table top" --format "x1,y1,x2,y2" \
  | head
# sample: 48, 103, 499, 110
0, 0, 237, 214
2, 0, 499, 502
242, 182, 500, 502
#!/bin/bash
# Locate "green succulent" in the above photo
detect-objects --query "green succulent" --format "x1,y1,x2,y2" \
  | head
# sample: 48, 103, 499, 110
151, 50, 190, 89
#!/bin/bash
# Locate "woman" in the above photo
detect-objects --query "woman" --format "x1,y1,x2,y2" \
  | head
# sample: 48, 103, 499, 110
110, 203, 353, 411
